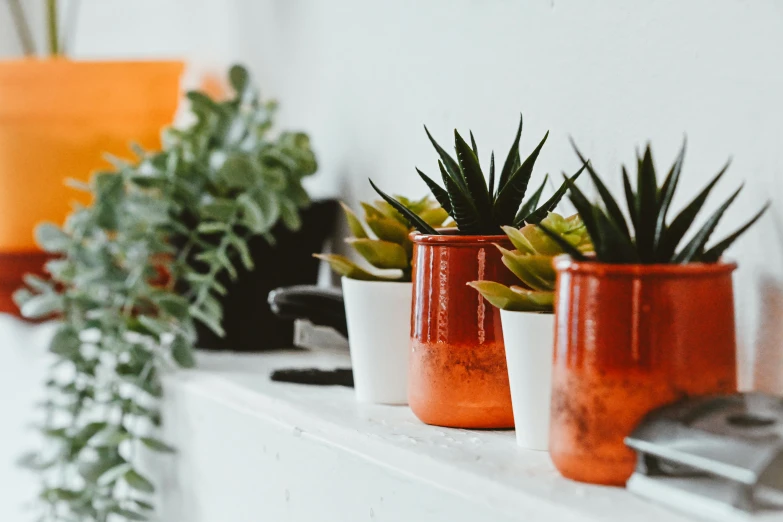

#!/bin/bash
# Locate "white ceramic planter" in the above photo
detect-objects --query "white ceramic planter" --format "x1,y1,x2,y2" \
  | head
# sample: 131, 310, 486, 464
500, 309, 555, 451
342, 277, 412, 405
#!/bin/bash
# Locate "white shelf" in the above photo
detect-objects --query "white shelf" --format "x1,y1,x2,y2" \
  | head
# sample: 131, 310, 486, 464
157, 350, 702, 522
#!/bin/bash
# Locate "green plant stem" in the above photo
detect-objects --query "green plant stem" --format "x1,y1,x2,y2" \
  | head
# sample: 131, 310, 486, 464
47, 0, 59, 56
8, 0, 36, 55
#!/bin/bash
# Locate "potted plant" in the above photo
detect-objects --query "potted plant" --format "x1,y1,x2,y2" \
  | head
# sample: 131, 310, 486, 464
14, 65, 325, 522
316, 197, 449, 404
1, 1, 183, 314
371, 116, 585, 428
539, 142, 769, 485
469, 213, 591, 450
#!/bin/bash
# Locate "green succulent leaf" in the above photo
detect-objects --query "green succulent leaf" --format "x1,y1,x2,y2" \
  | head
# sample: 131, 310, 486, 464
700, 203, 769, 262
498, 115, 524, 192
313, 254, 395, 281
424, 126, 465, 190
347, 239, 408, 270
498, 248, 556, 291
416, 168, 452, 215
514, 174, 548, 226
673, 184, 743, 264
340, 202, 369, 238
468, 280, 552, 312
494, 131, 549, 227
523, 162, 586, 226
369, 179, 439, 235
656, 161, 730, 262
536, 223, 589, 261
655, 140, 686, 248
454, 130, 493, 228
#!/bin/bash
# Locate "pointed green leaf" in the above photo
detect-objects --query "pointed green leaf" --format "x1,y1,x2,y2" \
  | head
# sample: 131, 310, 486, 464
454, 130, 493, 227
498, 115, 524, 191
656, 160, 730, 261
369, 179, 439, 234
438, 161, 482, 233
592, 206, 639, 263
124, 469, 155, 494
340, 202, 368, 238
654, 140, 686, 248
140, 437, 176, 454
416, 168, 452, 215
488, 152, 496, 198
424, 126, 465, 190
470, 131, 479, 158
494, 131, 549, 226
514, 175, 548, 226
536, 223, 589, 261
622, 166, 638, 231
637, 145, 658, 261
365, 214, 409, 244
700, 203, 769, 262
523, 161, 586, 225
673, 184, 743, 264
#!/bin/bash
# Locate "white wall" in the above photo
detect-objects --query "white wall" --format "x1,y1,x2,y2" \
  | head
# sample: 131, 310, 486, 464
3, 1, 783, 389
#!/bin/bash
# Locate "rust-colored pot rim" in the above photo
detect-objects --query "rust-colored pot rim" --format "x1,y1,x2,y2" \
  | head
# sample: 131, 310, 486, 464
554, 255, 737, 278
411, 228, 509, 245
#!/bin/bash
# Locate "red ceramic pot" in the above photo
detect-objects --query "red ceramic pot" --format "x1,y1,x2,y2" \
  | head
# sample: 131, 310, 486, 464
409, 231, 517, 428
550, 258, 738, 486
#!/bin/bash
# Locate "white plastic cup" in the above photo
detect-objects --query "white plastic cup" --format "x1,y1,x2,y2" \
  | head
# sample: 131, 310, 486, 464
342, 277, 412, 404
500, 309, 556, 450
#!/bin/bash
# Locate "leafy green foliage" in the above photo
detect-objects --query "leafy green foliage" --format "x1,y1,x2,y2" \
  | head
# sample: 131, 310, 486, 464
13, 64, 317, 522
370, 115, 584, 235
469, 213, 591, 312
316, 197, 450, 282
555, 141, 769, 264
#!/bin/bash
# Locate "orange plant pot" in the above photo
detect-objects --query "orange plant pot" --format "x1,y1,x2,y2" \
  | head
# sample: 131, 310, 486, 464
0, 59, 183, 314
409, 232, 517, 428
550, 259, 738, 486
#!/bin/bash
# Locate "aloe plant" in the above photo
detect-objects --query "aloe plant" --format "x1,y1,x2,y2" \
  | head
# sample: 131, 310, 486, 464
469, 213, 591, 312
316, 196, 450, 282
540, 141, 770, 264
370, 115, 586, 236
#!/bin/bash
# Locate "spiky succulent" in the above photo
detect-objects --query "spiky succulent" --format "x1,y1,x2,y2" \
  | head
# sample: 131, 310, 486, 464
469, 213, 592, 312
315, 196, 450, 282
540, 141, 769, 264
370, 115, 586, 236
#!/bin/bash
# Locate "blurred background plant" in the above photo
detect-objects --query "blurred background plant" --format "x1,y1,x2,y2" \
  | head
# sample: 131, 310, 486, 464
469, 212, 591, 312
7, 0, 81, 56
315, 196, 450, 282
13, 64, 317, 522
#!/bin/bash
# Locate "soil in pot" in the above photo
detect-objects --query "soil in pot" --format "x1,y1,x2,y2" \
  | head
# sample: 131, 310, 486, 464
409, 232, 517, 428
195, 199, 338, 352
550, 259, 738, 486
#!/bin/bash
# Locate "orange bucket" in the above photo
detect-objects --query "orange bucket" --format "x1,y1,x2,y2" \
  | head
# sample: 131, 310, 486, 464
0, 59, 183, 251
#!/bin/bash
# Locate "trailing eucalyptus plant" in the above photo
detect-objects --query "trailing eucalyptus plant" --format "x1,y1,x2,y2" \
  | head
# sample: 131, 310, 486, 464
540, 141, 769, 264
13, 65, 317, 522
469, 213, 592, 312
315, 196, 450, 282
370, 115, 586, 235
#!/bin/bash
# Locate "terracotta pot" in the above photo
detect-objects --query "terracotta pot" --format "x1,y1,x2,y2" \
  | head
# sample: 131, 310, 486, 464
550, 258, 738, 486
409, 231, 516, 428
0, 59, 183, 316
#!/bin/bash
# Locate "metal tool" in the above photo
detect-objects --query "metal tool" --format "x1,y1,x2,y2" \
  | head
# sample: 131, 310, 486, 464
626, 393, 783, 521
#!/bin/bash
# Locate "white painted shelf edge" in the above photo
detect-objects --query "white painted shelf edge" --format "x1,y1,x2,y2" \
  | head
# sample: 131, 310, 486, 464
161, 350, 703, 522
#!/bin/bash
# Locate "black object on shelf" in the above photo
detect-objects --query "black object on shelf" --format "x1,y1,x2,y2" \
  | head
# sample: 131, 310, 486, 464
270, 368, 353, 388
196, 199, 339, 352
267, 285, 347, 338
